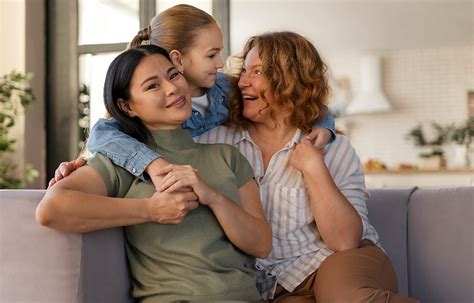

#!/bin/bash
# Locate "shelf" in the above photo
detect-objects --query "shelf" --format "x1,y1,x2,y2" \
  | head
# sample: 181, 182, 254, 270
365, 168, 474, 175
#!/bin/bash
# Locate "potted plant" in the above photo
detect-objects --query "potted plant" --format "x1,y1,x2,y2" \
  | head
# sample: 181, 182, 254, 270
0, 70, 38, 188
445, 118, 474, 168
405, 122, 448, 170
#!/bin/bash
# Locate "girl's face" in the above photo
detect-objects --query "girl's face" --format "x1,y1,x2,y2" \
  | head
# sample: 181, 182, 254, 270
180, 24, 224, 96
238, 46, 276, 124
121, 54, 192, 130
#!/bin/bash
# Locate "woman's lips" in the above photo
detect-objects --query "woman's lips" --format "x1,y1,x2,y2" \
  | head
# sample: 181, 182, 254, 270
166, 96, 186, 108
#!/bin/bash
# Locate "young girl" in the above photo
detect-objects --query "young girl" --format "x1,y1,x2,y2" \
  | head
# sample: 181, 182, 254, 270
50, 4, 335, 187
37, 45, 271, 302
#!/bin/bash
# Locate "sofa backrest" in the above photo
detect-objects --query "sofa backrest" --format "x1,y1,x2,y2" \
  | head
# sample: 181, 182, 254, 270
366, 187, 417, 296
407, 187, 474, 302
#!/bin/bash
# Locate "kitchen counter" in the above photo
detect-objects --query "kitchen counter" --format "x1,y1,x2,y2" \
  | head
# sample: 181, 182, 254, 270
364, 168, 474, 188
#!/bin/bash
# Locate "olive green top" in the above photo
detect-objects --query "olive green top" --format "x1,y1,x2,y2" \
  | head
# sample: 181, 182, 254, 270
88, 129, 262, 302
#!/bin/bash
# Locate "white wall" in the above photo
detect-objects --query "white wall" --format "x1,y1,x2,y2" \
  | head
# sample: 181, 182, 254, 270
328, 46, 473, 166
230, 0, 474, 167
230, 0, 473, 53
0, 0, 26, 181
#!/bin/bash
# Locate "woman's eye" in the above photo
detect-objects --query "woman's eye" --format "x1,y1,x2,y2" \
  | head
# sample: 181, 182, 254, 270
255, 70, 262, 75
208, 54, 216, 58
147, 83, 160, 90
170, 72, 180, 80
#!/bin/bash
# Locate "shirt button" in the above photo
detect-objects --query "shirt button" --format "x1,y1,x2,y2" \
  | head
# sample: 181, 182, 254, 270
194, 112, 199, 116
219, 96, 224, 101
132, 168, 137, 173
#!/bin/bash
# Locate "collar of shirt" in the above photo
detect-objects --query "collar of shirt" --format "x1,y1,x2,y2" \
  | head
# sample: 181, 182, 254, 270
236, 128, 304, 149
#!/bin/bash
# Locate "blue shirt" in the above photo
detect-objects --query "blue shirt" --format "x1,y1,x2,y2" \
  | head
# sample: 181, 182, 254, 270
88, 72, 335, 179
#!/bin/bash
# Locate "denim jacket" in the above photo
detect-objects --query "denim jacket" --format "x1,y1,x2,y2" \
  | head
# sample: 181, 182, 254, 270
88, 72, 336, 179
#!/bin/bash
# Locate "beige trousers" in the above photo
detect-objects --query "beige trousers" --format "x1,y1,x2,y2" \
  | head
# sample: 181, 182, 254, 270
272, 240, 420, 303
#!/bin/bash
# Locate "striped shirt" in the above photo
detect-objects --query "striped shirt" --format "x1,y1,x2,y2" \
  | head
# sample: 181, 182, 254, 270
196, 126, 381, 299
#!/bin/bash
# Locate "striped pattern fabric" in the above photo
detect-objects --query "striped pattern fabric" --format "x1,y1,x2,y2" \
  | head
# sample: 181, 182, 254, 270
196, 126, 380, 299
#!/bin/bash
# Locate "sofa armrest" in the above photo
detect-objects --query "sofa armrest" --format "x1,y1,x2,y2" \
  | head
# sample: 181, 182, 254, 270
367, 187, 417, 296
0, 189, 135, 303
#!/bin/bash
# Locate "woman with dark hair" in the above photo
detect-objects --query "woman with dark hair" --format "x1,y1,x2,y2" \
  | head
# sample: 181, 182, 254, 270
36, 45, 271, 302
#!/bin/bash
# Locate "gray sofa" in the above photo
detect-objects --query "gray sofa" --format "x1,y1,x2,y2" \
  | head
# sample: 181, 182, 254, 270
0, 187, 472, 303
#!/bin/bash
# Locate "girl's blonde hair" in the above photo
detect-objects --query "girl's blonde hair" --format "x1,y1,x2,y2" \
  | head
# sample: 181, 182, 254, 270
130, 4, 217, 53
228, 31, 330, 133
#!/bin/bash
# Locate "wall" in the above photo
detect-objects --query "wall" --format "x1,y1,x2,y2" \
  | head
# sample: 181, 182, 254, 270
0, 0, 45, 188
230, 0, 473, 54
327, 46, 473, 166
0, 0, 26, 182
230, 0, 474, 168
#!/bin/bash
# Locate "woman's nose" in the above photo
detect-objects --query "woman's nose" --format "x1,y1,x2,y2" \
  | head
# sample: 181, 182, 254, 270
164, 80, 178, 95
216, 55, 224, 69
238, 73, 249, 88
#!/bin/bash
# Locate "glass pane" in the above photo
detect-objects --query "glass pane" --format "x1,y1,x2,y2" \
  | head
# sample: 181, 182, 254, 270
79, 0, 139, 45
156, 0, 212, 14
78, 52, 119, 149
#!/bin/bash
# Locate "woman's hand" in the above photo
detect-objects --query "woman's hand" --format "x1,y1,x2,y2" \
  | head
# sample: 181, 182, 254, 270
306, 127, 332, 149
147, 189, 199, 224
48, 158, 87, 188
155, 164, 216, 205
156, 164, 272, 258
289, 138, 326, 174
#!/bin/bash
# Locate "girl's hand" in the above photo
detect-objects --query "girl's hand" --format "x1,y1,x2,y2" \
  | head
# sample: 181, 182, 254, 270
155, 164, 217, 205
48, 158, 87, 188
306, 127, 332, 149
289, 138, 326, 174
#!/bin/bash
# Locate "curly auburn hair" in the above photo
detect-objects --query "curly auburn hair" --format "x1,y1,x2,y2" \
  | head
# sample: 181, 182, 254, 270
228, 31, 330, 134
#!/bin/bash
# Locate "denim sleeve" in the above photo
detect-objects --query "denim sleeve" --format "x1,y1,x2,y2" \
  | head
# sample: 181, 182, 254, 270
87, 118, 160, 179
312, 111, 336, 143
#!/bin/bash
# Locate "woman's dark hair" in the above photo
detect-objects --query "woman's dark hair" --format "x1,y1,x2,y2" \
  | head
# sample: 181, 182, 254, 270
103, 45, 170, 143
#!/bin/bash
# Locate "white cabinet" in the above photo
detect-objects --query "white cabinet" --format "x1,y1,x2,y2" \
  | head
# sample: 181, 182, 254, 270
364, 169, 474, 188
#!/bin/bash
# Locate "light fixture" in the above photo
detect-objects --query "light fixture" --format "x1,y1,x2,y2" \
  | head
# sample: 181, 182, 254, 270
345, 55, 392, 115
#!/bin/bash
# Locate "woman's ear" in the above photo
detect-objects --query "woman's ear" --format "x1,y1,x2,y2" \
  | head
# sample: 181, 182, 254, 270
169, 49, 185, 73
117, 98, 136, 117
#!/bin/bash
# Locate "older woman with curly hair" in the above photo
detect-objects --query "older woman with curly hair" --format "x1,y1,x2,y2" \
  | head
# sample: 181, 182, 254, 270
195, 31, 419, 303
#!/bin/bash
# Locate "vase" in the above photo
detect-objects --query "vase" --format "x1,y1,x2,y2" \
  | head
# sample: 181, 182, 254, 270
417, 155, 446, 170
449, 144, 468, 168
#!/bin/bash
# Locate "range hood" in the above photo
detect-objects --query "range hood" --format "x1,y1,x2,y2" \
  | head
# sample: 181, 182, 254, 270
345, 55, 392, 115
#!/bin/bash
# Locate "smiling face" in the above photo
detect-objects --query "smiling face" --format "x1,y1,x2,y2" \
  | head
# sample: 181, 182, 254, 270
238, 46, 277, 124
180, 24, 224, 96
121, 54, 192, 130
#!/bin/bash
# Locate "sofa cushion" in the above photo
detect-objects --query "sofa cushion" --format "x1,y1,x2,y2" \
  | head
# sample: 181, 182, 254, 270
367, 187, 417, 296
0, 189, 82, 303
408, 187, 474, 302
